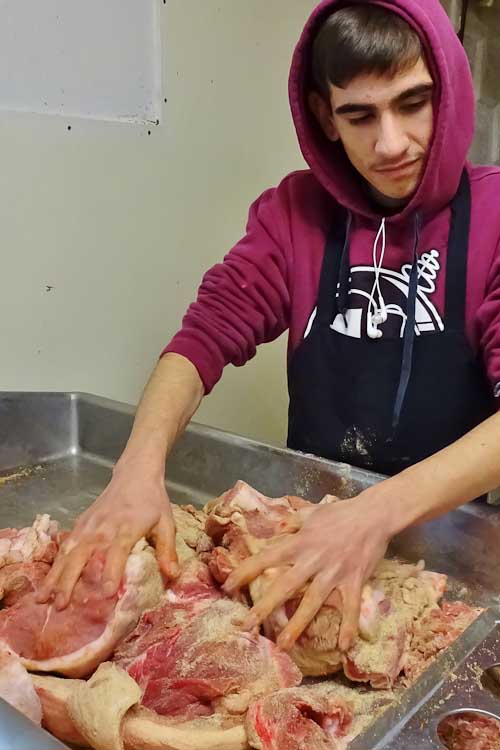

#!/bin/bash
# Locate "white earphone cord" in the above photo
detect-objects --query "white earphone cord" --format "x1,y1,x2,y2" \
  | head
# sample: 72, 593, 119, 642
368, 218, 387, 337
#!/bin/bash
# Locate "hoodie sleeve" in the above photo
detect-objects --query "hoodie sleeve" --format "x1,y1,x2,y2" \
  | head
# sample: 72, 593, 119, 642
162, 185, 292, 394
476, 242, 500, 408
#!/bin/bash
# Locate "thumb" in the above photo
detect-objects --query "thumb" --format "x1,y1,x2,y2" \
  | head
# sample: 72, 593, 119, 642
154, 509, 179, 580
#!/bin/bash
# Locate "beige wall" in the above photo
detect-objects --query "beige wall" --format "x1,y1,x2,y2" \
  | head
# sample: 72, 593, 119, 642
0, 0, 316, 447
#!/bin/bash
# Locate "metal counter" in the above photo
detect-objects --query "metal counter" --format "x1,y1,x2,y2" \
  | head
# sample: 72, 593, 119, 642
1, 391, 499, 749
0, 698, 69, 750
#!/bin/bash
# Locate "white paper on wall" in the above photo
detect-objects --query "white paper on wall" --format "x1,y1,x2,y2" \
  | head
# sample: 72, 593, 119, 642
0, 0, 162, 123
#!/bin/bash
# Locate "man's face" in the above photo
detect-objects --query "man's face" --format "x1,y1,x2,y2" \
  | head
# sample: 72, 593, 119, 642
311, 57, 434, 201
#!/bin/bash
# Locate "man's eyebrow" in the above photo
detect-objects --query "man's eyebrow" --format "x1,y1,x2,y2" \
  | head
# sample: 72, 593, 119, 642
334, 82, 434, 116
395, 82, 434, 103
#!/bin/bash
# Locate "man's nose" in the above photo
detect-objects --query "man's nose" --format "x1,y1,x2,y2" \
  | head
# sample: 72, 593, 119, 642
374, 113, 410, 160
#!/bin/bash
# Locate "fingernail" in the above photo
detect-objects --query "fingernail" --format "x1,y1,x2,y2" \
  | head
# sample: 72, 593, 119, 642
167, 562, 180, 578
55, 594, 66, 610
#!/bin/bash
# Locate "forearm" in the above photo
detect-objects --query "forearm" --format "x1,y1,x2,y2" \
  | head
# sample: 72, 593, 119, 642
114, 353, 204, 479
371, 411, 500, 535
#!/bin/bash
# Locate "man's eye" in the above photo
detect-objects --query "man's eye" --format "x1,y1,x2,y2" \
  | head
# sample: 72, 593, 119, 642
348, 114, 373, 125
401, 98, 428, 112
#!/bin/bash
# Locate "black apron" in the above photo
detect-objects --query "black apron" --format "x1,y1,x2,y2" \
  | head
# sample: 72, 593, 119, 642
287, 172, 494, 476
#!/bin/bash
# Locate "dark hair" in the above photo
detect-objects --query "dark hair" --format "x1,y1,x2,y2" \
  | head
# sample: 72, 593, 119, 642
311, 5, 423, 95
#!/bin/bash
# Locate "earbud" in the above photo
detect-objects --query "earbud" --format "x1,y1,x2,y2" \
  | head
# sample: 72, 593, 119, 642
367, 311, 383, 339
372, 307, 387, 325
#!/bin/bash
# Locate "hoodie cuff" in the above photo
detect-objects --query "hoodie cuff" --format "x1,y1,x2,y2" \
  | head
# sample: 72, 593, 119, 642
161, 336, 224, 395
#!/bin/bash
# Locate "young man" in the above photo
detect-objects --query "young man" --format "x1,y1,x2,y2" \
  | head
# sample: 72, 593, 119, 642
39, 0, 500, 652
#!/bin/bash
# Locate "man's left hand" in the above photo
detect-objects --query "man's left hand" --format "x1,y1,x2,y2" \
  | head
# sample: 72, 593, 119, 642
223, 490, 393, 652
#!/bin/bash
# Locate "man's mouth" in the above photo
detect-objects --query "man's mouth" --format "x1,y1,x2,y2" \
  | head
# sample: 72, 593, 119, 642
374, 158, 420, 176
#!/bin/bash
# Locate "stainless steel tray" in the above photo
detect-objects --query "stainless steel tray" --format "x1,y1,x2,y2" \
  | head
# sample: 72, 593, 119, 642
1, 391, 500, 749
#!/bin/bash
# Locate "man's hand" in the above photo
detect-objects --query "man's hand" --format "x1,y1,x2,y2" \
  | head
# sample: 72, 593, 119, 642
36, 467, 178, 609
224, 409, 500, 654
223, 491, 392, 653
35, 353, 204, 610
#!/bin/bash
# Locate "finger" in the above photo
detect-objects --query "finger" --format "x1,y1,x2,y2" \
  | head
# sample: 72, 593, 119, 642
241, 561, 316, 631
101, 537, 135, 596
338, 578, 363, 652
35, 537, 83, 603
277, 572, 334, 651
154, 509, 179, 580
35, 558, 65, 602
223, 538, 295, 593
52, 546, 97, 609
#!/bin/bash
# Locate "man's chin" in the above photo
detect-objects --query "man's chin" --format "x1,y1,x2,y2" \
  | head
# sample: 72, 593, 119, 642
371, 177, 419, 202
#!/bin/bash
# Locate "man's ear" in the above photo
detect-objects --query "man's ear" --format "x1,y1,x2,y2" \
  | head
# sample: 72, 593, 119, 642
308, 91, 339, 142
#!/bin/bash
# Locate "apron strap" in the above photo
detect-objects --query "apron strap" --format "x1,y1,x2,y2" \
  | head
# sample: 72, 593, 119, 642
444, 170, 471, 331
392, 217, 421, 430
315, 212, 349, 327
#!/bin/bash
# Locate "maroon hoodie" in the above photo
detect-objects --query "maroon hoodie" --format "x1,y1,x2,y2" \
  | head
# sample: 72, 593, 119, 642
163, 0, 500, 404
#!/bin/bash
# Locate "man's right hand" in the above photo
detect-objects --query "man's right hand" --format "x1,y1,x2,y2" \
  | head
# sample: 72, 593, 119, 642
36, 353, 205, 610
36, 467, 178, 610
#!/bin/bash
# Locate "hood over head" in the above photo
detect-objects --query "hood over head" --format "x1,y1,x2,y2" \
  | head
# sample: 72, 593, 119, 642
289, 0, 475, 221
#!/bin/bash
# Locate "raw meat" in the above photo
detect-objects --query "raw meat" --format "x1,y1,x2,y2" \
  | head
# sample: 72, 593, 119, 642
205, 481, 315, 586
438, 711, 500, 750
0, 561, 51, 606
33, 665, 251, 750
1, 494, 483, 750
0, 515, 59, 567
246, 681, 396, 750
171, 503, 214, 563
32, 674, 87, 747
205, 481, 308, 544
340, 560, 447, 688
69, 662, 142, 750
0, 643, 42, 725
33, 670, 394, 750
123, 710, 248, 750
246, 687, 353, 750
403, 600, 483, 684
205, 481, 479, 688
0, 535, 164, 678
114, 555, 302, 719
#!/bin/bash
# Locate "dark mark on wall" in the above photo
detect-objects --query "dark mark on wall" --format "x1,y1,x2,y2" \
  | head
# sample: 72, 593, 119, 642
45, 286, 54, 292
